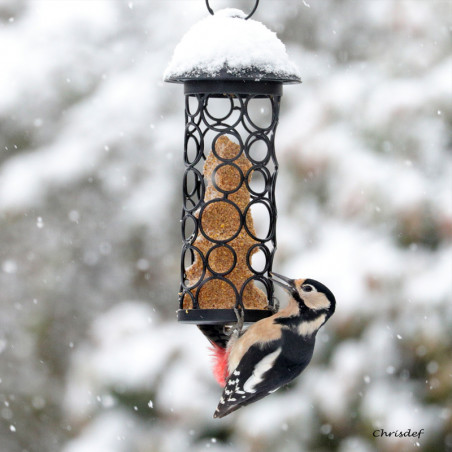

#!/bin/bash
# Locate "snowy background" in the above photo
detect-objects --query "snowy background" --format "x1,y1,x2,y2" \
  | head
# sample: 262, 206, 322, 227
0, 1, 451, 451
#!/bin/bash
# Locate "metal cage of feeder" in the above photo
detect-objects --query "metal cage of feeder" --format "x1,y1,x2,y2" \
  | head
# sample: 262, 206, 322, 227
165, 1, 300, 346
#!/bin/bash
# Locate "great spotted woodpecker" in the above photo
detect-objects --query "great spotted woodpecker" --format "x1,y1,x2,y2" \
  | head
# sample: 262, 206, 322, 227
212, 272, 336, 418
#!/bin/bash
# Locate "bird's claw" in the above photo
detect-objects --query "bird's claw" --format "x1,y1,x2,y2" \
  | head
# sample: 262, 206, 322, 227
223, 306, 244, 338
233, 306, 244, 334
270, 296, 280, 313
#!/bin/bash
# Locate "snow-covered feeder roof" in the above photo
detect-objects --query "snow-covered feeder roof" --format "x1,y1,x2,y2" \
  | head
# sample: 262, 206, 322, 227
164, 9, 301, 84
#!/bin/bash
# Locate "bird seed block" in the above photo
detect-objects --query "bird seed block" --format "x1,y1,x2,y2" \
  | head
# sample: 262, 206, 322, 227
183, 135, 268, 310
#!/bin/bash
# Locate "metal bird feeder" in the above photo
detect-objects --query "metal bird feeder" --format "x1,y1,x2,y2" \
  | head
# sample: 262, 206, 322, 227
164, 1, 300, 346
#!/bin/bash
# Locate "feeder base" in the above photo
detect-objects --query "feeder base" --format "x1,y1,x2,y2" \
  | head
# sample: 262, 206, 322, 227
177, 308, 272, 325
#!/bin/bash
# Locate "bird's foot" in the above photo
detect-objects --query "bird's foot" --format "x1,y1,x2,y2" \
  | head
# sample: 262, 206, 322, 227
269, 296, 280, 314
233, 306, 244, 334
223, 306, 244, 339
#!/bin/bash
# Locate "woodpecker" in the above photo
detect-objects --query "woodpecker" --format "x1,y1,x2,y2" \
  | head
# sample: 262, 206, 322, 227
213, 272, 336, 418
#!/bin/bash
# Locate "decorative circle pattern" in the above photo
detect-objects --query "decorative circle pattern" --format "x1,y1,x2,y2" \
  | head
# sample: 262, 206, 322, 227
179, 89, 281, 314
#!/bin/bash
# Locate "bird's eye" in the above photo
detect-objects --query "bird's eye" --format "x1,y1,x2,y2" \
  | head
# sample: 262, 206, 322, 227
302, 285, 314, 292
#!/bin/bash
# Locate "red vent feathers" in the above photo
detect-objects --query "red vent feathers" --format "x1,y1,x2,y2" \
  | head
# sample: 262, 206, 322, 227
209, 343, 229, 387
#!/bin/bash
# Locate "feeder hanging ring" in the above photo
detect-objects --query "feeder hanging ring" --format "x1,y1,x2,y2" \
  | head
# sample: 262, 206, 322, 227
205, 0, 260, 20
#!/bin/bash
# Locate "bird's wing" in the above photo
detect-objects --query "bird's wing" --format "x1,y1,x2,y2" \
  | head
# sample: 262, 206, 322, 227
214, 340, 284, 418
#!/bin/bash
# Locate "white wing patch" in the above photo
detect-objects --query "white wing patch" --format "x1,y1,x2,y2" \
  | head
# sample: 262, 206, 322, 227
243, 347, 282, 394
297, 314, 326, 336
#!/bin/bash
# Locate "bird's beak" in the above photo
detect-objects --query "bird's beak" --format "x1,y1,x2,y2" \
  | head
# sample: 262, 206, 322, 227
269, 272, 296, 295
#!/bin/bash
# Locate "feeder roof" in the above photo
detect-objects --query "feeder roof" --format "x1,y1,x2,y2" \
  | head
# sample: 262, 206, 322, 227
164, 8, 301, 84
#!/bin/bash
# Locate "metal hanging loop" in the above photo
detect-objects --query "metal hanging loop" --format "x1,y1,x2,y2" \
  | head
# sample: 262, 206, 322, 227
205, 0, 259, 20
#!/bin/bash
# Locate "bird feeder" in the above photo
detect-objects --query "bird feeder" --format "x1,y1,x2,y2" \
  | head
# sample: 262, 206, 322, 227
164, 2, 300, 345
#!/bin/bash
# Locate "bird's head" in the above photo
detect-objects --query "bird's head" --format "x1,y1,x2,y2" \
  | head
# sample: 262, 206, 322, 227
270, 272, 336, 318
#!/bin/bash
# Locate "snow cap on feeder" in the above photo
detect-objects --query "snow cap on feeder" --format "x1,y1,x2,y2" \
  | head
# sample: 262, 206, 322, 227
164, 8, 301, 84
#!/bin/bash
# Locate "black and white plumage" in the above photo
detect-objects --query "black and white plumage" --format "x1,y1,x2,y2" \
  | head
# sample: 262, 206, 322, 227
213, 273, 336, 419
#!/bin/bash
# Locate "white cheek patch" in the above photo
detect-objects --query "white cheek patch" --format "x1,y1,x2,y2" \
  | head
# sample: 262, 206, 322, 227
243, 347, 282, 394
297, 314, 326, 336
304, 293, 331, 311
